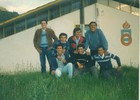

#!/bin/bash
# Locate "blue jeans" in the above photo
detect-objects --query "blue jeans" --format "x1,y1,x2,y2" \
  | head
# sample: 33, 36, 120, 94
55, 63, 73, 78
39, 47, 52, 73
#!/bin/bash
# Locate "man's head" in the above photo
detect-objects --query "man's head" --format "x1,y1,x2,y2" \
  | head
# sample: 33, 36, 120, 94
59, 33, 67, 43
41, 19, 48, 29
77, 44, 85, 54
73, 27, 82, 38
97, 45, 105, 56
89, 21, 97, 32
56, 44, 63, 55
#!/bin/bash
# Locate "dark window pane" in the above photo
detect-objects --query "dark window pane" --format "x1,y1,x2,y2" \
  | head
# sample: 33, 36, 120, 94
84, 0, 96, 6
38, 12, 48, 24
4, 24, 14, 37
27, 16, 36, 28
61, 3, 71, 15
72, 0, 80, 11
50, 6, 60, 20
0, 27, 3, 39
15, 20, 25, 33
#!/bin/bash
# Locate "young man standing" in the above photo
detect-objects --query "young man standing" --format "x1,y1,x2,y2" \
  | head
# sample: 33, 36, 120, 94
54, 44, 73, 78
33, 19, 58, 73
94, 45, 122, 79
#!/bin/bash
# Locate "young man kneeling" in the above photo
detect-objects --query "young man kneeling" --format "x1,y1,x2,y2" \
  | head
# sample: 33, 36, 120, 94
72, 44, 98, 77
94, 45, 122, 79
55, 44, 73, 78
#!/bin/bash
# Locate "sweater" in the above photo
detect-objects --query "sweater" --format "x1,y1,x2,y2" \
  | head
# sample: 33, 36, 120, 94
94, 53, 121, 70
85, 29, 108, 51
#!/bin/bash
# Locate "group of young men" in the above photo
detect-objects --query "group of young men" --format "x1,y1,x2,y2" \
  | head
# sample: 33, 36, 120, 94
33, 19, 122, 80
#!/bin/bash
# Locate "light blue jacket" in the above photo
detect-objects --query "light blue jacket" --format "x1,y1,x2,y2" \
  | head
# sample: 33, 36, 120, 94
85, 28, 108, 50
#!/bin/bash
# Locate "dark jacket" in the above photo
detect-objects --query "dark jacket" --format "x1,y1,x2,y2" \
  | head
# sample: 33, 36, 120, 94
68, 36, 86, 55
51, 40, 70, 56
71, 53, 93, 69
33, 28, 58, 51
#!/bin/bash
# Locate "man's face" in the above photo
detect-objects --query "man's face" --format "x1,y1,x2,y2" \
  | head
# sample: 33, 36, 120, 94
60, 36, 67, 43
98, 48, 104, 56
75, 30, 81, 38
90, 23, 97, 32
77, 47, 84, 54
41, 21, 47, 29
56, 46, 63, 54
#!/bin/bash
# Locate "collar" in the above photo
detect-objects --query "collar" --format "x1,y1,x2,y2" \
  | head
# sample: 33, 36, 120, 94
75, 36, 80, 40
99, 54, 105, 59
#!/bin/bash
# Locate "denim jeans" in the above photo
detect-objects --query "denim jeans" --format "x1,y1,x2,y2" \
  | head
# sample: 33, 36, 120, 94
74, 66, 98, 78
90, 50, 98, 66
100, 68, 122, 80
39, 47, 52, 73
55, 63, 73, 78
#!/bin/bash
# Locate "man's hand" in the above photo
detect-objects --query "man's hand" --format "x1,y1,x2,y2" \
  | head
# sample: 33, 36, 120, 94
104, 50, 108, 55
117, 66, 122, 71
57, 56, 62, 61
61, 59, 66, 63
51, 70, 55, 75
86, 51, 90, 55
73, 50, 78, 54
77, 62, 84, 69
37, 48, 42, 54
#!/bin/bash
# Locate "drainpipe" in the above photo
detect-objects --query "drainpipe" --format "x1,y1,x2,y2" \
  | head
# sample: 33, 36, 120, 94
80, 0, 85, 36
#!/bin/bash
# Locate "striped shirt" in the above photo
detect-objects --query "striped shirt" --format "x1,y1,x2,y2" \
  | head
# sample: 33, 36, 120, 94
94, 53, 121, 70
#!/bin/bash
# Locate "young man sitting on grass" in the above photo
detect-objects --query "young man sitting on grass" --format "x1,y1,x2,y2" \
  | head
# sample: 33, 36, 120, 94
54, 44, 73, 78
93, 45, 122, 79
72, 44, 98, 77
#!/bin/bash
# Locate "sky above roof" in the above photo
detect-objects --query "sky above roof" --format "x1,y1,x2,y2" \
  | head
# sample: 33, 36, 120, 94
0, 0, 55, 14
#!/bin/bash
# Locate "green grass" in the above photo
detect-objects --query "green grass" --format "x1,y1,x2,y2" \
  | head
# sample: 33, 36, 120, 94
0, 66, 138, 100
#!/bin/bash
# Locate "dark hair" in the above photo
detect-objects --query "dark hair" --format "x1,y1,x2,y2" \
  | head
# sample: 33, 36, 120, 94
59, 33, 67, 39
89, 21, 97, 27
55, 43, 63, 49
41, 19, 48, 24
77, 44, 85, 49
97, 45, 105, 50
73, 27, 81, 36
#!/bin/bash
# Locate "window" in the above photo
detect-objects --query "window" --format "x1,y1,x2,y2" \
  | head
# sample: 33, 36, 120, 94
38, 12, 48, 24
61, 3, 71, 15
72, 0, 80, 11
84, 0, 96, 6
4, 24, 14, 37
15, 20, 25, 33
0, 27, 3, 39
27, 16, 36, 29
50, 6, 60, 20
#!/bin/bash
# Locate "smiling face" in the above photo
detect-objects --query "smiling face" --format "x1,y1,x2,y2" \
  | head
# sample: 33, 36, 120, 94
89, 23, 97, 32
56, 45, 63, 55
75, 30, 81, 38
60, 36, 67, 43
77, 47, 84, 54
41, 21, 47, 29
98, 47, 104, 56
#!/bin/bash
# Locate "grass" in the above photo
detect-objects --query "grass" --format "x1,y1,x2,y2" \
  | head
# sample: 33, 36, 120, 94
0, 66, 138, 100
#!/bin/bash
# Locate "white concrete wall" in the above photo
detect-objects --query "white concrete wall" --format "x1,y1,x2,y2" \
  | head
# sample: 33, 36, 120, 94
95, 4, 139, 67
0, 3, 139, 73
0, 10, 80, 73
